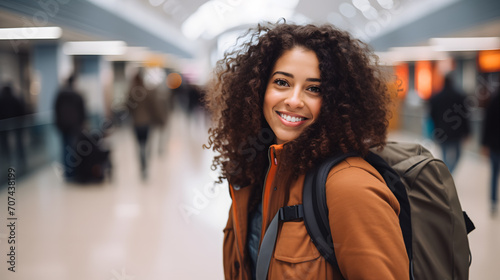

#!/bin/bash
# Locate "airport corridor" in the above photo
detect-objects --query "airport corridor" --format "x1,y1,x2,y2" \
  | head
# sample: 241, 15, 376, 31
0, 107, 499, 280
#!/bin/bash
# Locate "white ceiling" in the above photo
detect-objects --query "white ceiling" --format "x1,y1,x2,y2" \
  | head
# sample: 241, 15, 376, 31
1, 0, 500, 56
131, 0, 462, 42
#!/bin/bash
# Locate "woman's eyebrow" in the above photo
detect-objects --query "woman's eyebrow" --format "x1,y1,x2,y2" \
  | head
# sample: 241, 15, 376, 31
272, 71, 293, 78
306, 78, 321, 82
272, 71, 321, 82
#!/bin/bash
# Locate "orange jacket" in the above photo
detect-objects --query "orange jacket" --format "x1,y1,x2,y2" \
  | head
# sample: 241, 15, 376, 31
223, 144, 409, 279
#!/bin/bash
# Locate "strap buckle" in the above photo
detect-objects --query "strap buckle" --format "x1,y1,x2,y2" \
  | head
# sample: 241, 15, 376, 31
279, 204, 304, 222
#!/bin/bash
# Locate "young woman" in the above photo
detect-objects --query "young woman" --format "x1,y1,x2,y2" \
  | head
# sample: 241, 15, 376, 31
205, 22, 409, 280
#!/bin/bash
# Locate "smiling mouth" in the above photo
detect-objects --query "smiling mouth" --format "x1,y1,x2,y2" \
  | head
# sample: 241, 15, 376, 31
276, 111, 308, 123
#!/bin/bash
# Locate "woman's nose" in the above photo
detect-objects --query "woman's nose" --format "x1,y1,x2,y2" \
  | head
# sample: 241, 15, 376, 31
284, 87, 304, 109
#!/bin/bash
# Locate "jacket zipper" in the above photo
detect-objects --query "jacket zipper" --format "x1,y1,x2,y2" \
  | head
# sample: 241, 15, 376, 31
260, 146, 274, 242
232, 146, 275, 278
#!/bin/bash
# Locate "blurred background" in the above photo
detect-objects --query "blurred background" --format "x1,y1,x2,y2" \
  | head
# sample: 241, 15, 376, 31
0, 0, 499, 279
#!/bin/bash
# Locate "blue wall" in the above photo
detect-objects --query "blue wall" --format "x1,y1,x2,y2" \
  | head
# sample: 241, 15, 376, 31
33, 43, 59, 118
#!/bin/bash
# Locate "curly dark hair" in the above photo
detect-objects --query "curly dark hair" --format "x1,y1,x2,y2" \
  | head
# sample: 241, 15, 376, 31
204, 21, 393, 190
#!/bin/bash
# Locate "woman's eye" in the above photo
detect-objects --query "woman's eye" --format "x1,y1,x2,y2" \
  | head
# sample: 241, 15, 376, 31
308, 86, 321, 93
274, 79, 289, 87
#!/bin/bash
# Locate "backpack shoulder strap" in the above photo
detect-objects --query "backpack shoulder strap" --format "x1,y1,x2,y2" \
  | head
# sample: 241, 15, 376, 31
365, 152, 413, 260
256, 205, 304, 280
256, 153, 353, 280
302, 152, 356, 269
302, 151, 414, 274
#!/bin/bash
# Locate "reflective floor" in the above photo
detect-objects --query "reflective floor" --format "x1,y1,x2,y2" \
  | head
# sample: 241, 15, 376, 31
0, 108, 498, 280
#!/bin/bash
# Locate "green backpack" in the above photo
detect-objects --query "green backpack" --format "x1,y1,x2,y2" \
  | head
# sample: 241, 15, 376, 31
256, 142, 475, 280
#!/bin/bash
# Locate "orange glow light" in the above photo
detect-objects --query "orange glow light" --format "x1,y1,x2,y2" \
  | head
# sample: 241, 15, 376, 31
415, 61, 433, 100
394, 63, 409, 99
478, 50, 500, 73
167, 73, 182, 89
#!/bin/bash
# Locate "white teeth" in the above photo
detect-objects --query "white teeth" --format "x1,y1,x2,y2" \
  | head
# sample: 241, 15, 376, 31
279, 113, 304, 123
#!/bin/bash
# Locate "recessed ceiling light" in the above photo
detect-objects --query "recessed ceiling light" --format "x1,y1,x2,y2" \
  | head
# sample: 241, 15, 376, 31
62, 41, 127, 55
430, 37, 500, 51
0, 27, 62, 40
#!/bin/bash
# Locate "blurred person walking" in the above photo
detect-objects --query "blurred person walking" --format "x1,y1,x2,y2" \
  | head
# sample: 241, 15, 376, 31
54, 75, 87, 180
0, 83, 26, 168
482, 87, 500, 215
429, 74, 470, 173
149, 68, 173, 157
127, 70, 163, 180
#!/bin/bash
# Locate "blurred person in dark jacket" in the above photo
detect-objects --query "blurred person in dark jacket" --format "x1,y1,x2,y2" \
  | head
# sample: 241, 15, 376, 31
127, 70, 163, 180
0, 83, 26, 166
482, 87, 500, 215
54, 75, 86, 180
429, 74, 470, 173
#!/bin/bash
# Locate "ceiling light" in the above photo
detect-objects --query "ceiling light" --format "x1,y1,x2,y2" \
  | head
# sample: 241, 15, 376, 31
384, 46, 448, 62
352, 0, 372, 12
105, 46, 150, 61
362, 7, 379, 20
377, 0, 394, 9
63, 41, 127, 55
430, 37, 500, 51
182, 0, 300, 40
0, 27, 62, 40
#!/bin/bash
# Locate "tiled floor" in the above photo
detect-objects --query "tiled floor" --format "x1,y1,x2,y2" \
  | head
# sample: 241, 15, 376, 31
0, 108, 498, 280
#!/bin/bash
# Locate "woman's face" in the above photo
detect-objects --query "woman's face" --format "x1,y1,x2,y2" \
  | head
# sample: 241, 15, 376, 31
263, 47, 322, 145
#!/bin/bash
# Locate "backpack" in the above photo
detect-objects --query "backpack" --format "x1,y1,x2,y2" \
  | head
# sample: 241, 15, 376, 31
256, 142, 475, 280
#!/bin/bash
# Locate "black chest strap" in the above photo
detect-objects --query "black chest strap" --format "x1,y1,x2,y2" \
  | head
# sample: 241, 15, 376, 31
255, 204, 304, 280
